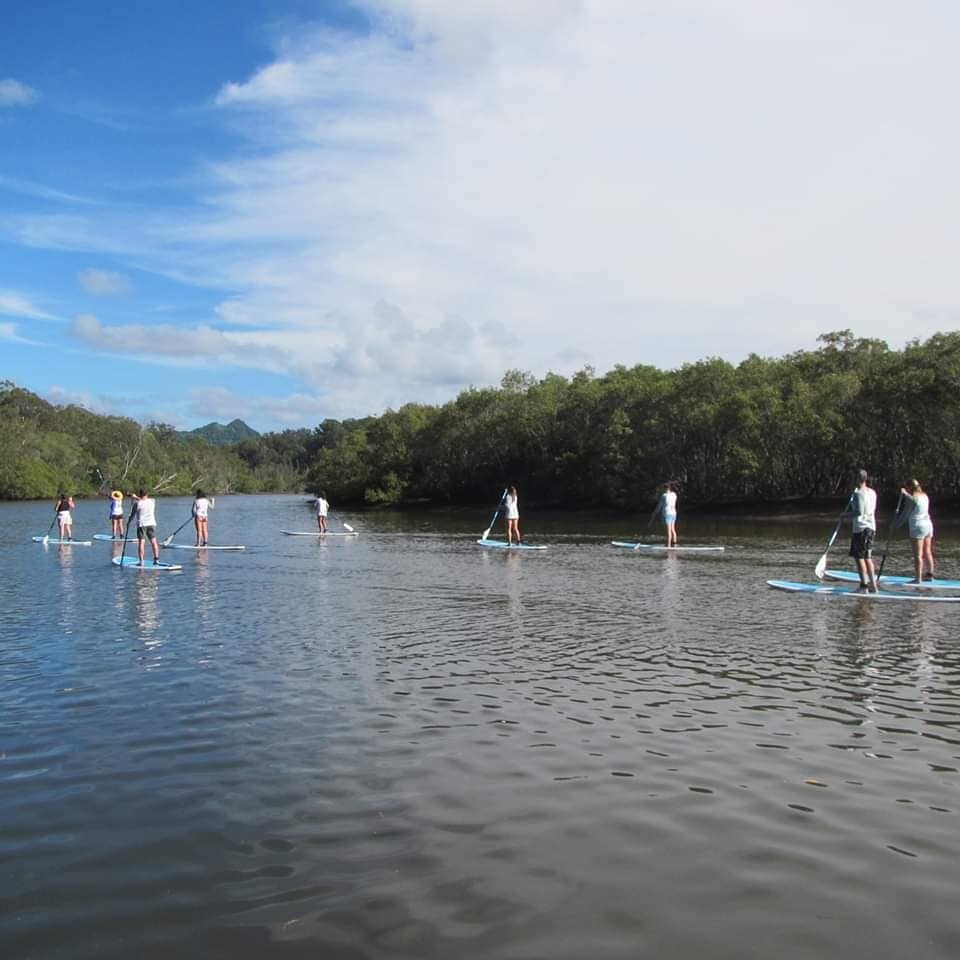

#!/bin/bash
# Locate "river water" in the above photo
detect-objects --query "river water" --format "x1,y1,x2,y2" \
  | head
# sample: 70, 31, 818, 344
2, 495, 958, 959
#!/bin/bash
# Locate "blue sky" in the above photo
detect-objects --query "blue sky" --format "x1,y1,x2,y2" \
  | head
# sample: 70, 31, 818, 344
3, 1, 959, 432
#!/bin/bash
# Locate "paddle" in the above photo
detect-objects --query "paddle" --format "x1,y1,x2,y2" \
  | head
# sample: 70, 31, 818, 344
814, 491, 856, 579
876, 491, 903, 579
343, 522, 355, 532
120, 503, 137, 566
41, 511, 58, 544
482, 489, 508, 541
162, 514, 195, 547
633, 514, 655, 550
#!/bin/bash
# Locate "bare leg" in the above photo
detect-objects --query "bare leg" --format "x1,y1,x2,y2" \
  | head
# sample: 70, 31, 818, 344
138, 535, 145, 564
911, 538, 923, 582
923, 537, 935, 579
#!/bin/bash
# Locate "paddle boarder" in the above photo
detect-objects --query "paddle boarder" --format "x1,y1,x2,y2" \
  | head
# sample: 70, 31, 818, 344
505, 485, 521, 544
898, 478, 935, 582
844, 469, 878, 593
54, 492, 75, 541
130, 488, 161, 565
315, 492, 329, 533
192, 489, 214, 546
109, 490, 125, 538
650, 481, 678, 547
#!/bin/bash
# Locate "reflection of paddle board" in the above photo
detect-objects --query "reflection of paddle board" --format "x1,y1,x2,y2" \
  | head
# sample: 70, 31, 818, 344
823, 569, 960, 590
93, 534, 125, 542
32, 537, 93, 545
611, 541, 724, 553
766, 579, 960, 602
476, 539, 547, 551
164, 543, 246, 551
112, 556, 182, 571
280, 530, 359, 537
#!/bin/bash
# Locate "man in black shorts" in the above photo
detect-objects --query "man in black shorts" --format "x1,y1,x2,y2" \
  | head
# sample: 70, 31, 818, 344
846, 469, 878, 593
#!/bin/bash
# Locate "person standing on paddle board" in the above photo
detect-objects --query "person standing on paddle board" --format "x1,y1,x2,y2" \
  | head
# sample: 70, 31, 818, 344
505, 486, 521, 544
315, 493, 329, 534
109, 491, 125, 538
650, 482, 678, 547
844, 469, 878, 593
899, 478, 935, 582
130, 489, 161, 565
192, 490, 214, 546
54, 492, 75, 541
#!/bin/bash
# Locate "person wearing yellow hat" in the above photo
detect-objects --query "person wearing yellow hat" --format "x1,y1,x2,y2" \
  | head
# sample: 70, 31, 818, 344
109, 490, 125, 539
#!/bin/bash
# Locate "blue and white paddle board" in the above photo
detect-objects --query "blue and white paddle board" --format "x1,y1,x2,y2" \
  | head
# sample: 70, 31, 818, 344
112, 556, 182, 571
93, 534, 126, 542
32, 536, 93, 545
164, 543, 246, 551
612, 541, 724, 553
280, 530, 359, 537
823, 569, 960, 590
476, 539, 547, 551
767, 579, 960, 602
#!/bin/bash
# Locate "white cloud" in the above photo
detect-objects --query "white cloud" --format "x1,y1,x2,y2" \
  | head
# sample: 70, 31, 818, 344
7, 2, 960, 424
79, 268, 133, 296
0, 290, 60, 322
0, 78, 38, 107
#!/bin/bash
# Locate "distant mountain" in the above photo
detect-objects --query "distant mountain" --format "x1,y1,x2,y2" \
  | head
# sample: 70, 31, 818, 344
180, 419, 260, 445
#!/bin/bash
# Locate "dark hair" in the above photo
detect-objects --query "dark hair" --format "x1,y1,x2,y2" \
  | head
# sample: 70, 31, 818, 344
195, 489, 204, 498
138, 488, 147, 497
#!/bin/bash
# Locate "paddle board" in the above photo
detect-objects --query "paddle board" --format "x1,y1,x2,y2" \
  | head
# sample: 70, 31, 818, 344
112, 556, 182, 571
93, 534, 126, 542
766, 579, 960, 602
476, 539, 547, 551
163, 543, 246, 551
32, 536, 93, 545
611, 541, 725, 553
823, 569, 960, 590
280, 530, 359, 537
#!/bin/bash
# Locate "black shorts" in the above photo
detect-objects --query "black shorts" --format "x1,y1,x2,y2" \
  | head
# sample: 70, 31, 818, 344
137, 525, 156, 540
849, 529, 875, 560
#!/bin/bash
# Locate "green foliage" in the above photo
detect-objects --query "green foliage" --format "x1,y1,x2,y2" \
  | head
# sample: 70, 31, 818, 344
4, 329, 960, 506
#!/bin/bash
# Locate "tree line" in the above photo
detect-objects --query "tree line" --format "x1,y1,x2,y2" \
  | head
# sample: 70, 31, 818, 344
3, 330, 960, 507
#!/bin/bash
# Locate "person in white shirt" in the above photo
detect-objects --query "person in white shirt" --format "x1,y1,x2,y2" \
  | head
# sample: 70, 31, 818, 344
899, 478, 934, 582
131, 488, 160, 565
650, 481, 678, 547
192, 489, 214, 546
844, 469, 878, 592
505, 486, 520, 544
316, 493, 329, 534
109, 491, 125, 539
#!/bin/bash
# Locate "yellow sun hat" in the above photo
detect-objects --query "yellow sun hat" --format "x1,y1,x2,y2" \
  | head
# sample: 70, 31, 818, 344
111, 490, 123, 501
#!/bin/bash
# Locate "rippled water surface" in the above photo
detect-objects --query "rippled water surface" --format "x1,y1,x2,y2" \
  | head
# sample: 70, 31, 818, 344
2, 496, 959, 959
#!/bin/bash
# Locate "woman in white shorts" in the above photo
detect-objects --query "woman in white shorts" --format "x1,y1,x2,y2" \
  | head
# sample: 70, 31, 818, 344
900, 478, 934, 582
55, 492, 75, 541
505, 486, 520, 544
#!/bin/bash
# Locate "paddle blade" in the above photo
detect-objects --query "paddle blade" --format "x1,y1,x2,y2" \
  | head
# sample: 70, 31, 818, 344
814, 552, 828, 579
343, 522, 354, 532
481, 527, 491, 541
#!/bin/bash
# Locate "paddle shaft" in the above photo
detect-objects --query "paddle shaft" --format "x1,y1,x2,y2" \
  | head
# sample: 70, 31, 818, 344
163, 513, 195, 546
876, 491, 903, 578
815, 491, 856, 578
482, 489, 508, 540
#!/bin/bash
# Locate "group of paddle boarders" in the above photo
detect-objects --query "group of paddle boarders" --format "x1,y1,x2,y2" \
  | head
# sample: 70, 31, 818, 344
843, 469, 935, 592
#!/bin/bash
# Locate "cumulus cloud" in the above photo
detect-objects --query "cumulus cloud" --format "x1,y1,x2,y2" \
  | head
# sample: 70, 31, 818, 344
0, 78, 38, 107
79, 268, 133, 296
7, 2, 960, 427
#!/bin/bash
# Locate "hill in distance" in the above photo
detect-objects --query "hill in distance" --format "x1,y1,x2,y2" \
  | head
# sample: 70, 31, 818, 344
180, 419, 260, 446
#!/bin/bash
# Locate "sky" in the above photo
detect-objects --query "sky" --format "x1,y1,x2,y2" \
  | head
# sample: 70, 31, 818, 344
2, 0, 959, 432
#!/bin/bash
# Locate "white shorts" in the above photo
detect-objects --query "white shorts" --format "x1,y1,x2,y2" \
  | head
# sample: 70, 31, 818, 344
663, 512, 676, 524
57, 511, 72, 524
909, 520, 933, 540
